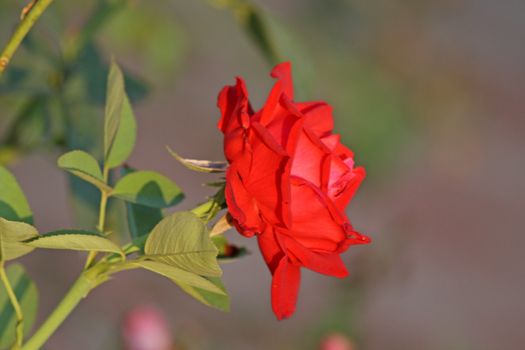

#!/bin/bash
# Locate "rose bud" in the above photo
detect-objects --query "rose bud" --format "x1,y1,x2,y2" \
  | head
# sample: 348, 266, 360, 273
217, 62, 370, 319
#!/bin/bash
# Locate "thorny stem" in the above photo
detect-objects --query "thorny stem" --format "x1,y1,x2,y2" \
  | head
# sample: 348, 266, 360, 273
0, 0, 55, 77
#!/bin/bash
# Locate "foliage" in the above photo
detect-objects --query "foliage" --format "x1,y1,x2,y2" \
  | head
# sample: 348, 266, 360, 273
0, 57, 243, 348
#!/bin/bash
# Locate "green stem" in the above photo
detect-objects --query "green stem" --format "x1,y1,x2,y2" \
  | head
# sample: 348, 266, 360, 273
0, 0, 55, 77
191, 201, 213, 218
96, 191, 109, 233
21, 271, 101, 350
192, 199, 221, 223
85, 166, 110, 269
0, 262, 24, 349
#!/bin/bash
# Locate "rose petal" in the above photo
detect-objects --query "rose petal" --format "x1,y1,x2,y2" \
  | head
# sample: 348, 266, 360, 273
271, 62, 294, 99
297, 101, 334, 137
217, 77, 251, 135
257, 227, 285, 273
258, 79, 283, 126
243, 122, 292, 227
291, 127, 331, 188
334, 142, 355, 163
271, 256, 301, 320
330, 166, 366, 212
282, 236, 349, 278
286, 176, 348, 252
320, 134, 340, 152
223, 127, 248, 163
225, 163, 264, 236
257, 93, 304, 153
257, 229, 301, 319
338, 228, 372, 252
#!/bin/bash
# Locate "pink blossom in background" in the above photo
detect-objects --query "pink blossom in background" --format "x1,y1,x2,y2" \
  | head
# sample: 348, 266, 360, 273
319, 333, 355, 350
122, 305, 174, 350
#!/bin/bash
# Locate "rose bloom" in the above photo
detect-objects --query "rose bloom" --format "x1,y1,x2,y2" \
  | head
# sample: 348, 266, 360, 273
218, 62, 370, 319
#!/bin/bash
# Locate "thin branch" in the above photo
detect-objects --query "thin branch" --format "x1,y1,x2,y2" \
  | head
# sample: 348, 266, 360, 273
0, 0, 55, 77
0, 262, 24, 349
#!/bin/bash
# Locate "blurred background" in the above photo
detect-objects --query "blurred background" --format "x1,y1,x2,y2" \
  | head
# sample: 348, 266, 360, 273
1, 0, 524, 349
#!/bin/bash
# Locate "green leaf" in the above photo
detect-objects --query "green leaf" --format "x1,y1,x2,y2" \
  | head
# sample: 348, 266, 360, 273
121, 167, 164, 240
145, 212, 221, 276
73, 43, 150, 106
106, 95, 136, 168
104, 60, 137, 169
212, 234, 228, 255
0, 218, 37, 262
24, 230, 123, 257
104, 60, 125, 158
126, 200, 163, 239
0, 167, 33, 224
134, 260, 226, 295
177, 276, 230, 311
167, 147, 227, 173
112, 171, 184, 208
57, 150, 110, 192
0, 264, 39, 349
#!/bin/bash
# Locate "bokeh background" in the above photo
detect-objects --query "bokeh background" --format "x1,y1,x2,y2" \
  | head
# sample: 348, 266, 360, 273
1, 0, 524, 349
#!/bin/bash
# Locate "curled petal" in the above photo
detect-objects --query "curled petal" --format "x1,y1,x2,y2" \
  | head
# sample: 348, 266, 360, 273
331, 166, 366, 212
338, 228, 372, 252
282, 236, 348, 278
217, 77, 251, 135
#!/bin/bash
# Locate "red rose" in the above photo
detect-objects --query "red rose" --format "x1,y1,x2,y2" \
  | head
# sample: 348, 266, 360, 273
218, 62, 370, 320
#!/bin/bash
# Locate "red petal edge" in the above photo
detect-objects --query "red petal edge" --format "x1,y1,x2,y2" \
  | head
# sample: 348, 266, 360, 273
271, 257, 301, 320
